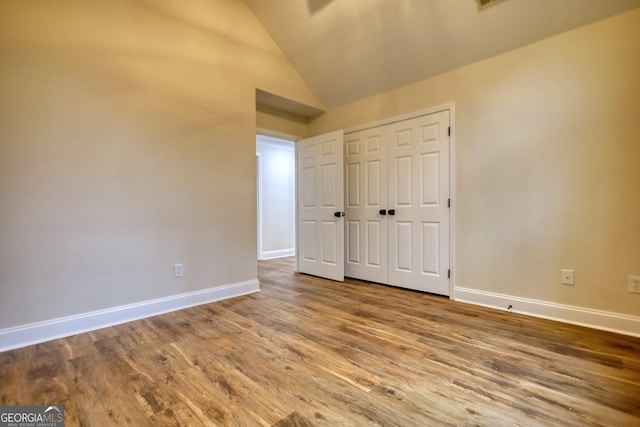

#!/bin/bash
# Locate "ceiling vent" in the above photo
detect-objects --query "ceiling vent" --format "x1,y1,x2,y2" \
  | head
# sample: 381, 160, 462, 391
476, 0, 508, 10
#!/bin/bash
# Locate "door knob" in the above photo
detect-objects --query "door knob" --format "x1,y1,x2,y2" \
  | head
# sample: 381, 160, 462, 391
334, 211, 345, 217
379, 209, 387, 215
388, 209, 395, 216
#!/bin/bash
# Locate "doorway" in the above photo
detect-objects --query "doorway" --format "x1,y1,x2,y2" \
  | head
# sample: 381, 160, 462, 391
256, 135, 296, 260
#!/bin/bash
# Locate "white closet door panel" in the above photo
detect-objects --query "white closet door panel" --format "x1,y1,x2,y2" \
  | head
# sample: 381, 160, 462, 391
321, 220, 338, 264
366, 220, 382, 267
421, 152, 440, 205
395, 221, 413, 272
302, 167, 316, 207
347, 163, 360, 206
301, 220, 317, 262
297, 131, 344, 281
344, 126, 388, 283
395, 156, 413, 206
366, 160, 381, 206
388, 110, 450, 295
421, 222, 440, 275
347, 220, 360, 264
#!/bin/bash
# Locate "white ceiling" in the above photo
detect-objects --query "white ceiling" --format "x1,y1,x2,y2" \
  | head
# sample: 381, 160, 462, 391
246, 0, 640, 109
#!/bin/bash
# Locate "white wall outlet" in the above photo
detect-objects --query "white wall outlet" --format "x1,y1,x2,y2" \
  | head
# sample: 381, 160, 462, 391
174, 263, 184, 278
629, 276, 640, 294
561, 269, 574, 285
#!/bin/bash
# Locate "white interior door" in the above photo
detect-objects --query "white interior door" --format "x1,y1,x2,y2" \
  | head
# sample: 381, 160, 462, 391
297, 130, 344, 281
387, 111, 450, 295
344, 126, 388, 283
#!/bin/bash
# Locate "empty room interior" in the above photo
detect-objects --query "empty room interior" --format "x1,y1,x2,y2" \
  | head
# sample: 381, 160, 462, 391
1, 0, 639, 425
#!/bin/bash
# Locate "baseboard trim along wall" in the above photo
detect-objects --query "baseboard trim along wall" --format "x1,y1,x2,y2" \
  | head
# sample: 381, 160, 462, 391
454, 287, 640, 338
261, 248, 295, 260
0, 279, 260, 353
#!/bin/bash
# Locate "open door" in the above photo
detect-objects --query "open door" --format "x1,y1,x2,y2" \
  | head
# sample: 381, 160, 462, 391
297, 130, 344, 281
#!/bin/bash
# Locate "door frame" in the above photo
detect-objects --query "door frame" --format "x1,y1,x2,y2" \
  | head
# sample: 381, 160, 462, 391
256, 153, 263, 260
256, 132, 297, 261
343, 102, 457, 297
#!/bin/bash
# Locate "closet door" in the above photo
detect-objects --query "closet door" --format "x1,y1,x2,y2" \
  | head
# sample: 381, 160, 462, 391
387, 111, 450, 295
344, 126, 388, 283
297, 131, 345, 282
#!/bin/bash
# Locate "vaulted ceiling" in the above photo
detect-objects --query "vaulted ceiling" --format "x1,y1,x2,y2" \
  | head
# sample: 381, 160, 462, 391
246, 0, 640, 109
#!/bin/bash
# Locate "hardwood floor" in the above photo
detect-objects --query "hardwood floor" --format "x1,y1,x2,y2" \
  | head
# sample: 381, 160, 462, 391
1, 257, 639, 426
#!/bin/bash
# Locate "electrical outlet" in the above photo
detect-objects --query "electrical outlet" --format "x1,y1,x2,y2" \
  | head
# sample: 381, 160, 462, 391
561, 269, 574, 285
629, 276, 640, 294
174, 263, 184, 278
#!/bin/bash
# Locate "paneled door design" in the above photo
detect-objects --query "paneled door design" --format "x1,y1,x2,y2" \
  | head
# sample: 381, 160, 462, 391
344, 127, 388, 283
388, 110, 450, 295
297, 131, 345, 282
343, 109, 451, 296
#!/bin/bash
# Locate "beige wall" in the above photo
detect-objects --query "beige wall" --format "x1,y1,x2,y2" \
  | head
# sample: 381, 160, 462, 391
310, 9, 640, 316
256, 110, 309, 140
0, 0, 321, 329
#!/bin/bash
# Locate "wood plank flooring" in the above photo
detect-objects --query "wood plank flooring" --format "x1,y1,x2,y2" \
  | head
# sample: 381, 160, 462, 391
1, 257, 639, 426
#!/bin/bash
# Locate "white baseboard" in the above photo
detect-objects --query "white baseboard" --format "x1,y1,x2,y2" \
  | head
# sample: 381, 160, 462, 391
453, 287, 640, 338
0, 279, 260, 353
261, 248, 295, 260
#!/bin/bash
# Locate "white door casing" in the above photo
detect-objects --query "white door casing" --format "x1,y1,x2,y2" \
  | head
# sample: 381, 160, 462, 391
344, 126, 388, 284
387, 110, 450, 295
297, 131, 345, 281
